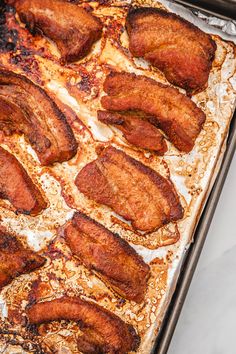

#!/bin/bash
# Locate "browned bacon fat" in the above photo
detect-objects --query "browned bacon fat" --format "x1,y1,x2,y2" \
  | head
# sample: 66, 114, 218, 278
26, 296, 140, 354
64, 212, 150, 303
101, 72, 206, 152
0, 146, 47, 215
75, 146, 183, 232
10, 0, 103, 63
0, 229, 46, 289
0, 70, 78, 165
126, 7, 216, 93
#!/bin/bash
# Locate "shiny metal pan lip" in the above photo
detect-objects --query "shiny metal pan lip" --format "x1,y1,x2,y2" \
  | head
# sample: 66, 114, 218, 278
174, 0, 236, 20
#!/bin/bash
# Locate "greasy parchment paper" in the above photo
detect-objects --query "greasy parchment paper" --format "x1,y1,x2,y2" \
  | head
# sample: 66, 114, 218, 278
0, 1, 235, 353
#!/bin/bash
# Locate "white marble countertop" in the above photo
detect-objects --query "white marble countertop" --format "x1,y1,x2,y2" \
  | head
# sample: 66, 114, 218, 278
168, 153, 236, 354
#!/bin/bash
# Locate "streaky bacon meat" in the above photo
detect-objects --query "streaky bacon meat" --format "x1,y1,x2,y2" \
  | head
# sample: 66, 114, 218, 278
26, 296, 140, 354
0, 146, 47, 215
126, 7, 216, 94
97, 110, 167, 154
101, 72, 206, 152
9, 0, 103, 63
64, 212, 150, 303
0, 70, 78, 165
75, 146, 183, 233
0, 229, 46, 289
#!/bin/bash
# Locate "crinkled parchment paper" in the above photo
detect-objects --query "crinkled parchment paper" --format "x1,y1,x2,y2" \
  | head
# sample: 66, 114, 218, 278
0, 1, 235, 353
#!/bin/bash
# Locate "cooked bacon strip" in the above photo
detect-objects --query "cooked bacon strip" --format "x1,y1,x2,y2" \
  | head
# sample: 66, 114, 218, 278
126, 7, 216, 93
98, 110, 167, 154
64, 212, 150, 303
0, 146, 47, 215
10, 0, 103, 63
26, 296, 140, 354
0, 229, 46, 289
75, 146, 183, 232
0, 70, 78, 165
101, 72, 206, 152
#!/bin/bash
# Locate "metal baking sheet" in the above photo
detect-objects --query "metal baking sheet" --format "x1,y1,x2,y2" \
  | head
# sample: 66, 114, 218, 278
0, 0, 235, 353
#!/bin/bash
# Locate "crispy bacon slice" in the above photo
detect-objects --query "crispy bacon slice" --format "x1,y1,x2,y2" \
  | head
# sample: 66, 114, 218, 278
97, 110, 167, 154
26, 296, 140, 354
0, 229, 46, 289
10, 0, 103, 63
0, 146, 47, 215
64, 212, 150, 303
126, 7, 216, 93
75, 146, 183, 232
101, 72, 206, 152
0, 70, 78, 165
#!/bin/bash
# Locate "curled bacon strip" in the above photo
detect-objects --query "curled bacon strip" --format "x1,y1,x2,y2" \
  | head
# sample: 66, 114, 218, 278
27, 296, 140, 354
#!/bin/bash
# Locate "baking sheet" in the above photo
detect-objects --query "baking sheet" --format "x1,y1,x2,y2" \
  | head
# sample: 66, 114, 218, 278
0, 1, 235, 353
